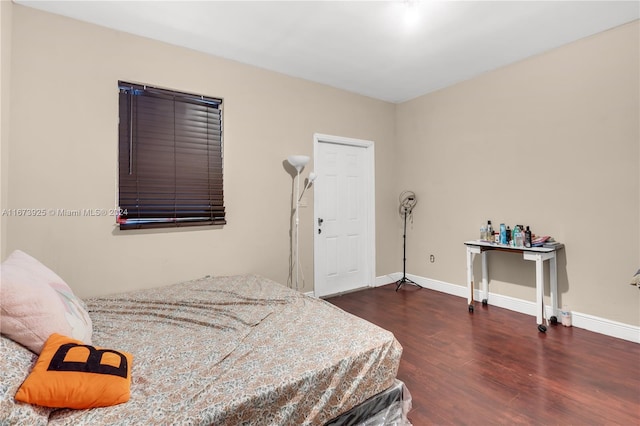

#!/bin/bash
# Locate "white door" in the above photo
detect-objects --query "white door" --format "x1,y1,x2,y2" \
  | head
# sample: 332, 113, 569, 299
313, 134, 375, 297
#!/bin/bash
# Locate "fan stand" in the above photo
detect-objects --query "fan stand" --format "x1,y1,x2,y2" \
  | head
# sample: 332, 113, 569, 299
395, 206, 423, 291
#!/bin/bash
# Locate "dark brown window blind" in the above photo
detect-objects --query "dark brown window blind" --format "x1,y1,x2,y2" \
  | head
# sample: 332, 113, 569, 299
118, 81, 225, 230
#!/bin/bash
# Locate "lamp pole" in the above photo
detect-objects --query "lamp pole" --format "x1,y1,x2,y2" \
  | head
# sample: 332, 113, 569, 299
287, 155, 310, 291
294, 167, 301, 290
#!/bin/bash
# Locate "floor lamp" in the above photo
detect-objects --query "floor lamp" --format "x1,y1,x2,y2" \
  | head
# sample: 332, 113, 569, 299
288, 155, 316, 290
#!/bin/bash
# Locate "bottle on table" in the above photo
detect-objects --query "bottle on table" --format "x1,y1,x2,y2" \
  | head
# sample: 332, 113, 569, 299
514, 226, 523, 247
500, 223, 507, 244
524, 226, 532, 248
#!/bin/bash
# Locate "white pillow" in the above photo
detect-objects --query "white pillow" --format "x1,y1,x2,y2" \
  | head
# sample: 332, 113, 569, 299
0, 250, 92, 354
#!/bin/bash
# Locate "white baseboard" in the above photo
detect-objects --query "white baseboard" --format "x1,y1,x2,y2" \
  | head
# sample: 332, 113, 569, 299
375, 274, 399, 287
376, 273, 640, 344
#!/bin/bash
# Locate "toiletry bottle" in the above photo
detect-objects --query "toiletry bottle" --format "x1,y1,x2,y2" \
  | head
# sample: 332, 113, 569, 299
524, 226, 532, 248
506, 226, 511, 245
480, 225, 487, 241
500, 223, 506, 244
514, 226, 523, 247
487, 220, 493, 240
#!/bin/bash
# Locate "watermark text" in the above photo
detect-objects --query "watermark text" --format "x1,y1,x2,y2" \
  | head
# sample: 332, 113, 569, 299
1, 208, 127, 217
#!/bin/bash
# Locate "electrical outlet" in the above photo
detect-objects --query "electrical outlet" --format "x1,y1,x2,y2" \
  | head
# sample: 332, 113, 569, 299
429, 254, 435, 263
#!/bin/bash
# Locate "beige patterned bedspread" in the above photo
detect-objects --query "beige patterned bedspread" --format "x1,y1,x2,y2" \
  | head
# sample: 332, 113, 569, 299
43, 275, 402, 425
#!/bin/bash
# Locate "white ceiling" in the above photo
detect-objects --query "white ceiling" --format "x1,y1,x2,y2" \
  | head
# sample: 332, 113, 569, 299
15, 1, 640, 103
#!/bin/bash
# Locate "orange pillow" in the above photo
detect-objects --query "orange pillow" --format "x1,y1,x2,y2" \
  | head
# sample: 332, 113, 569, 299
15, 333, 132, 409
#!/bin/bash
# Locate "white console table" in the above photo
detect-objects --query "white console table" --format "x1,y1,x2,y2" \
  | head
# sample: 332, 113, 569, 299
464, 240, 564, 332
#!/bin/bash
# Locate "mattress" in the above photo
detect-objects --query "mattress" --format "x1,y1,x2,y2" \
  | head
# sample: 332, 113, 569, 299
29, 274, 403, 425
326, 379, 410, 426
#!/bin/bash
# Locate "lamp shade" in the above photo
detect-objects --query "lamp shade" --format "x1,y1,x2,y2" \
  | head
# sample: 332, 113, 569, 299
287, 155, 310, 172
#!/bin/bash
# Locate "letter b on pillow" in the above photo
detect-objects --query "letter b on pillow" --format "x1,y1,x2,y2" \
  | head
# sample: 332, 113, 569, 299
49, 343, 128, 378
15, 334, 132, 409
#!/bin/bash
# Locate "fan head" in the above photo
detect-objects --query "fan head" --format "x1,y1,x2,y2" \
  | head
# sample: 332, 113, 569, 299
399, 190, 417, 214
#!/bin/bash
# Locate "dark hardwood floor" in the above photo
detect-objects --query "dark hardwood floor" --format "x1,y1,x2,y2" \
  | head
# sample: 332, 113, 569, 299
326, 284, 640, 425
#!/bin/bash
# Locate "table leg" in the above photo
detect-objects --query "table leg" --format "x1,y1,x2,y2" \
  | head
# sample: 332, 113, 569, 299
535, 254, 544, 326
481, 250, 488, 305
550, 253, 558, 320
524, 250, 556, 332
466, 247, 474, 308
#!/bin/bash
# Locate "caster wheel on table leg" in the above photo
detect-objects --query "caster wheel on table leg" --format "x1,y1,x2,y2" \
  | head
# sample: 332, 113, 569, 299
482, 299, 488, 306
468, 304, 474, 313
538, 324, 547, 333
549, 316, 558, 325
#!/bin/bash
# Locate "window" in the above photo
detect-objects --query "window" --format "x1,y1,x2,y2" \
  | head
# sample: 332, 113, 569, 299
117, 81, 225, 230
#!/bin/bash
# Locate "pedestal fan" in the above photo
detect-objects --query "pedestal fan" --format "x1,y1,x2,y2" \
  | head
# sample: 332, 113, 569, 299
395, 191, 423, 291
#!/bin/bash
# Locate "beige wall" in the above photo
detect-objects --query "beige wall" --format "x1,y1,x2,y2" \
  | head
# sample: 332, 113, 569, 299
3, 5, 638, 327
4, 5, 397, 298
396, 20, 639, 326
1, 0, 12, 259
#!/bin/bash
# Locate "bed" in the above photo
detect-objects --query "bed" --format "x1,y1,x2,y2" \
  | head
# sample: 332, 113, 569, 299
2, 272, 410, 425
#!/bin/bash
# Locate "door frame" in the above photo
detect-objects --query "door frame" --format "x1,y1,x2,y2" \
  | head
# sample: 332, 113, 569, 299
313, 133, 376, 297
